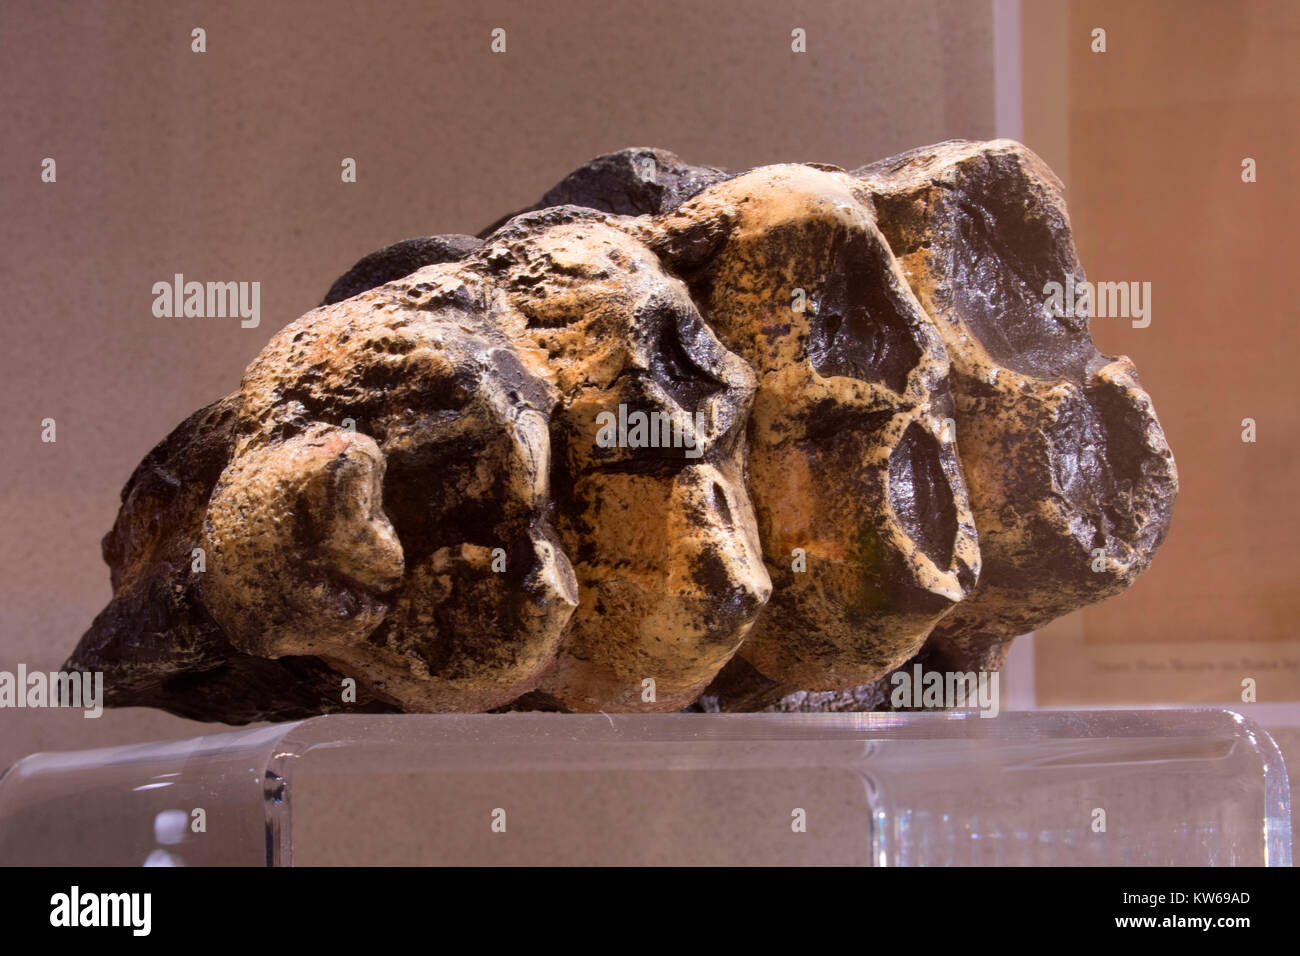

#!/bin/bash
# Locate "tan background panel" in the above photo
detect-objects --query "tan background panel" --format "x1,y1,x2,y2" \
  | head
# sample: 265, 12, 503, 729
1027, 0, 1300, 705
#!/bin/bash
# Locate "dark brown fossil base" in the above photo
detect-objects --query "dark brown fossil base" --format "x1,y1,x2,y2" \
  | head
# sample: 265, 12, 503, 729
65, 141, 1177, 722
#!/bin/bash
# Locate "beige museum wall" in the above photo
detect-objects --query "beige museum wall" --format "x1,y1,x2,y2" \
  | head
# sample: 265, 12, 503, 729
0, 0, 997, 773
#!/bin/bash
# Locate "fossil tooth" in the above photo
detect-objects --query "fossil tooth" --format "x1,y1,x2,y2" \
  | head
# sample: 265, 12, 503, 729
64, 141, 1176, 722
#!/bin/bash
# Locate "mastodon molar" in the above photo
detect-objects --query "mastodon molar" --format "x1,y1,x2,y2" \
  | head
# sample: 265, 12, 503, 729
64, 141, 1176, 722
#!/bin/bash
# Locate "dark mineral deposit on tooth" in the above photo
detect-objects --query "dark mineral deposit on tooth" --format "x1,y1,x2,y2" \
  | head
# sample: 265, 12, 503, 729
65, 140, 1177, 723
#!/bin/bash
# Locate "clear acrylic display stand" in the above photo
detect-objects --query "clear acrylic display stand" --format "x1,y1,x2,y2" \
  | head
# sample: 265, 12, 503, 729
0, 710, 1291, 866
